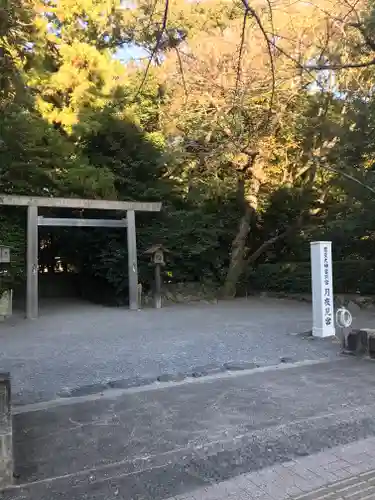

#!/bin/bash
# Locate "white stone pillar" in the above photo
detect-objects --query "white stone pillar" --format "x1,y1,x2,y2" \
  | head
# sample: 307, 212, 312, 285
310, 241, 335, 338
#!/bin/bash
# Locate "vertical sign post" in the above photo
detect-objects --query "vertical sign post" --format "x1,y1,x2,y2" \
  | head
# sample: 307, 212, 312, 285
310, 241, 335, 337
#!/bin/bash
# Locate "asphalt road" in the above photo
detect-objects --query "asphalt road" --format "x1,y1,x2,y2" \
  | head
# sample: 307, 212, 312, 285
5, 357, 375, 500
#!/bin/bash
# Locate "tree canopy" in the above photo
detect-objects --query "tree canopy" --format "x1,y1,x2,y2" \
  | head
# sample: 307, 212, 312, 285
2, 0, 375, 301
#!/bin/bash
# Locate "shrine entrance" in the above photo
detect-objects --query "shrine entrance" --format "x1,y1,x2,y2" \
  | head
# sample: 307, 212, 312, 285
0, 195, 161, 319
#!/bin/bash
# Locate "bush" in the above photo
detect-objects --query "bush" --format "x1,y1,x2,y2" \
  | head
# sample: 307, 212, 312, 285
0, 212, 26, 292
247, 260, 375, 295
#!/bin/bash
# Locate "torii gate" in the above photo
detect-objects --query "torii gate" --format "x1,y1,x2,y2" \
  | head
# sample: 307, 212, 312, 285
0, 195, 162, 319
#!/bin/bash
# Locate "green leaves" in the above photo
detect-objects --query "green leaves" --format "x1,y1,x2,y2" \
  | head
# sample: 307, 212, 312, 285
3, 0, 375, 303
0, 103, 115, 198
0, 211, 25, 288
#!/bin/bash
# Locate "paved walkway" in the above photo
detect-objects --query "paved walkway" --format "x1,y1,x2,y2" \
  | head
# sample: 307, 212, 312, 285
5, 357, 375, 499
170, 437, 375, 500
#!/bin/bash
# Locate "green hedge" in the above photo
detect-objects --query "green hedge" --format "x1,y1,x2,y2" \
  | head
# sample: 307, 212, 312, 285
0, 213, 26, 293
248, 260, 375, 295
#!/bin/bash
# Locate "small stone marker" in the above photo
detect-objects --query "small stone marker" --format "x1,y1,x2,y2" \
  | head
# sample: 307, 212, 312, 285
280, 357, 293, 364
191, 364, 224, 377
224, 361, 259, 371
157, 373, 186, 383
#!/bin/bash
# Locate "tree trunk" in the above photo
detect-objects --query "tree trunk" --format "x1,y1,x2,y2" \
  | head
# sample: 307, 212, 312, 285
222, 206, 252, 298
222, 157, 322, 298
222, 171, 261, 298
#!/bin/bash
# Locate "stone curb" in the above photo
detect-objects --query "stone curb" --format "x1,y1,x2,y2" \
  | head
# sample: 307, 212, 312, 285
343, 328, 375, 358
0, 372, 12, 488
56, 359, 301, 400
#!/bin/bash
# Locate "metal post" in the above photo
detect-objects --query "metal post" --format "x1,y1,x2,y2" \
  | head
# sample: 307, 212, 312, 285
27, 205, 38, 319
127, 210, 138, 310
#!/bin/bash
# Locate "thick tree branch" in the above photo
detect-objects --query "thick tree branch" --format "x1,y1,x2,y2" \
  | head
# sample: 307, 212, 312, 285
240, 0, 275, 124
235, 10, 248, 93
134, 0, 169, 99
174, 46, 188, 102
247, 230, 290, 264
318, 163, 375, 195
247, 200, 324, 265
307, 58, 375, 70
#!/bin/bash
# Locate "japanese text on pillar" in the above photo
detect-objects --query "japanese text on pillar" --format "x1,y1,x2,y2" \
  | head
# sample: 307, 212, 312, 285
323, 245, 332, 326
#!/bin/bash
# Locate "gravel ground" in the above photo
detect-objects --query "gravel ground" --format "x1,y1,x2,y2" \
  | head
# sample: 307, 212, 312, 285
0, 297, 373, 404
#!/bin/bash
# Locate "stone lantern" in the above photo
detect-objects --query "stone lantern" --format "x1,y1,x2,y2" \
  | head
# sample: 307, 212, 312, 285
0, 246, 10, 265
144, 244, 170, 308
0, 246, 12, 320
